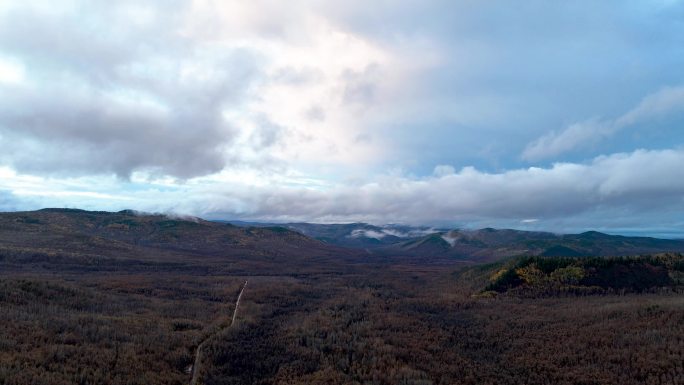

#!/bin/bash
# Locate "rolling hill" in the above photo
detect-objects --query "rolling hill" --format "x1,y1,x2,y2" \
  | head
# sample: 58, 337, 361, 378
227, 220, 684, 262
224, 221, 438, 248
2, 209, 684, 385
3, 210, 684, 271
382, 228, 684, 262
0, 209, 358, 273
454, 253, 684, 296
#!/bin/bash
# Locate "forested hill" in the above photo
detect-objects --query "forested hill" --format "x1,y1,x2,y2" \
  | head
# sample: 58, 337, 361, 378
3, 209, 684, 271
2, 209, 684, 385
455, 253, 684, 296
0, 209, 358, 272
226, 220, 684, 262
386, 228, 684, 262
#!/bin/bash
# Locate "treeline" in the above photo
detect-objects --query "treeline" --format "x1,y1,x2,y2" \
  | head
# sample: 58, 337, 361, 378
482, 253, 684, 296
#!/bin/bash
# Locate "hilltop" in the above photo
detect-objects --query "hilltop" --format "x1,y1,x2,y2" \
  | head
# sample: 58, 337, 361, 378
387, 228, 684, 261
226, 220, 684, 262
455, 253, 684, 296
4, 210, 684, 272
0, 209, 358, 274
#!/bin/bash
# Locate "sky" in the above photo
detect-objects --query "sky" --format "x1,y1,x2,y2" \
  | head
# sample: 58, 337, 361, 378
1, 0, 684, 236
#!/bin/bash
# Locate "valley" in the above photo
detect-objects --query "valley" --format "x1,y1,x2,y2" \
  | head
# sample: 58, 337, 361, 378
1, 210, 683, 385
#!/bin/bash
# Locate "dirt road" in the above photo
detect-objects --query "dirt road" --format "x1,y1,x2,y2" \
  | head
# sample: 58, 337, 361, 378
189, 280, 248, 385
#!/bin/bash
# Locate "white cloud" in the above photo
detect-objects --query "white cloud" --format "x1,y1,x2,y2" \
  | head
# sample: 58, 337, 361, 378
349, 226, 434, 239
350, 229, 386, 239
0, 56, 24, 84
522, 118, 614, 161
440, 232, 457, 246
229, 148, 684, 223
523, 85, 684, 161
615, 86, 684, 127
379, 227, 436, 238
2, 147, 684, 234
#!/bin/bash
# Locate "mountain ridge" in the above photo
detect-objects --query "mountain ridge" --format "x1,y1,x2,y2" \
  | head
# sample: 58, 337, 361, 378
3, 209, 684, 268
222, 219, 684, 261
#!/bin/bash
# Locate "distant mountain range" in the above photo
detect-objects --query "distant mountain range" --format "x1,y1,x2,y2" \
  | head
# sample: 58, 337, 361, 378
223, 222, 439, 248
1, 210, 684, 270
388, 228, 684, 262
224, 221, 684, 262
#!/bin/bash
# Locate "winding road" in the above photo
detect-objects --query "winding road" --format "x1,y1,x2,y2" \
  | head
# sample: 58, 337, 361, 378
189, 280, 248, 385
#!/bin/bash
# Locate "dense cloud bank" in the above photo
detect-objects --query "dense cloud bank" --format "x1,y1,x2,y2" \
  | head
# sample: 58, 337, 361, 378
202, 149, 684, 223
2, 149, 683, 235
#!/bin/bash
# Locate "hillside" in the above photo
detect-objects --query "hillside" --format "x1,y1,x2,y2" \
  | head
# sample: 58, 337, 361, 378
384, 228, 684, 262
225, 221, 438, 248
1, 209, 683, 385
225, 221, 684, 262
0, 209, 358, 273
455, 253, 684, 296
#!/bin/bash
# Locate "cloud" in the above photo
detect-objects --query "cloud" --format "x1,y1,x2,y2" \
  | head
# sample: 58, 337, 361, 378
349, 226, 434, 239
0, 56, 24, 84
0, 2, 272, 178
213, 148, 684, 224
2, 148, 684, 234
0, 0, 403, 178
523, 86, 684, 161
615, 86, 684, 127
313, 0, 684, 172
1, 0, 684, 238
521, 118, 614, 162
2, 0, 684, 179
349, 229, 387, 240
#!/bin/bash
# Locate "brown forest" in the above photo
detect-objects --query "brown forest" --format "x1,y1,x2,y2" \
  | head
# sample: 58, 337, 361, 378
0, 210, 683, 385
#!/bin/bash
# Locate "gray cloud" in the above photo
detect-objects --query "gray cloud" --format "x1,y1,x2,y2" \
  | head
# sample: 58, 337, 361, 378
249, 115, 284, 149
0, 2, 264, 178
304, 105, 325, 122
342, 64, 380, 107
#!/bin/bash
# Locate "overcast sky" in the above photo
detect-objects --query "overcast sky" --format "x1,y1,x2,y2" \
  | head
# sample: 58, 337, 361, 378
1, 0, 684, 236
